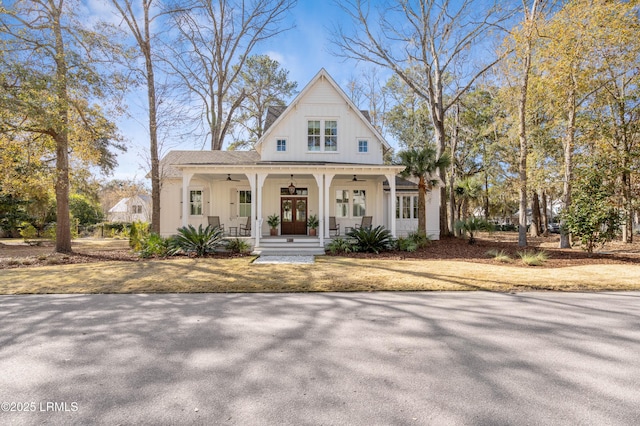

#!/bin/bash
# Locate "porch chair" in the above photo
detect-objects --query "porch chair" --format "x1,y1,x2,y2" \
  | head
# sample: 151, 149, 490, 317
355, 216, 373, 231
329, 216, 340, 236
207, 216, 224, 232
239, 216, 251, 236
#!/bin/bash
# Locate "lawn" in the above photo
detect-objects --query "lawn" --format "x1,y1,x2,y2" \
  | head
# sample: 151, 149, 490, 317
2, 235, 640, 294
1, 255, 640, 294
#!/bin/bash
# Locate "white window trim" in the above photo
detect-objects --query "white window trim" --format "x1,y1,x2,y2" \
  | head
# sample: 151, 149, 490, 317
189, 187, 204, 216
356, 138, 369, 154
334, 188, 367, 218
238, 188, 252, 218
307, 118, 339, 153
275, 138, 287, 153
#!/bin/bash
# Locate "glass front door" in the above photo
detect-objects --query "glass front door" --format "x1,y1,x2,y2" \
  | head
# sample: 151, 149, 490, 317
280, 197, 308, 235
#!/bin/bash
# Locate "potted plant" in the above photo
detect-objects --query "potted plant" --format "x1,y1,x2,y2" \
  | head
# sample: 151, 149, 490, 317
307, 214, 319, 236
267, 214, 280, 236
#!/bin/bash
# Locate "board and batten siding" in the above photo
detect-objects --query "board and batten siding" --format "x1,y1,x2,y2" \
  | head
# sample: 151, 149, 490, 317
260, 77, 384, 164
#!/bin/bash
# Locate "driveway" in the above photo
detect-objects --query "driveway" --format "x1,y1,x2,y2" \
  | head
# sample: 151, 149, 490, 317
1, 292, 639, 425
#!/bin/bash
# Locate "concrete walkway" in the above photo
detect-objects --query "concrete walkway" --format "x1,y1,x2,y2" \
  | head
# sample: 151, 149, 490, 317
1, 292, 639, 425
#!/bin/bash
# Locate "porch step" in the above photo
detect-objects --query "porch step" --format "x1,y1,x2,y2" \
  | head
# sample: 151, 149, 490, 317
252, 246, 326, 256
251, 235, 326, 256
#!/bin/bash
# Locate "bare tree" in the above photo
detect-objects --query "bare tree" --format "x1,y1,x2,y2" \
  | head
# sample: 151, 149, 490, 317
108, 0, 180, 234
514, 0, 544, 246
168, 0, 296, 151
332, 0, 514, 236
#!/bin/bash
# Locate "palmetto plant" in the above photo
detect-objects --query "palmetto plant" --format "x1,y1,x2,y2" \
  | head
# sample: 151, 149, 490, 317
347, 225, 393, 254
455, 217, 494, 245
172, 224, 225, 256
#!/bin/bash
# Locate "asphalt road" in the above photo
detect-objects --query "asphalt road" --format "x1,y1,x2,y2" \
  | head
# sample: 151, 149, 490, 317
1, 292, 639, 425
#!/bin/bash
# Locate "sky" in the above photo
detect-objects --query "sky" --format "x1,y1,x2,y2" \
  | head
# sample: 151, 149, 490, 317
102, 0, 381, 184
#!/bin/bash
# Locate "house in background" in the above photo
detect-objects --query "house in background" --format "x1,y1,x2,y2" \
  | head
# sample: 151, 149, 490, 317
158, 69, 440, 252
107, 195, 151, 223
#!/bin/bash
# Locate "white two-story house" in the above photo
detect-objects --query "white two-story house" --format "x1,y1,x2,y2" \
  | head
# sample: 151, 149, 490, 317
159, 69, 440, 251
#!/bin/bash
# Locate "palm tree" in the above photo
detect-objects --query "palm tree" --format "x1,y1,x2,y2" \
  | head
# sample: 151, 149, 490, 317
455, 176, 483, 221
398, 145, 451, 237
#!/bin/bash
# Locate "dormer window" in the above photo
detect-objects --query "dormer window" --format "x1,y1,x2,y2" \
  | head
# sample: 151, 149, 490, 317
308, 119, 338, 152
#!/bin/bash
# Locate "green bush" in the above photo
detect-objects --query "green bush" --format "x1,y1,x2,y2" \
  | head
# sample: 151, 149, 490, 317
19, 222, 38, 240
226, 238, 251, 254
562, 167, 622, 253
455, 217, 495, 244
395, 237, 417, 252
172, 224, 225, 256
139, 233, 172, 258
129, 221, 150, 251
407, 231, 431, 248
347, 225, 393, 254
326, 237, 354, 254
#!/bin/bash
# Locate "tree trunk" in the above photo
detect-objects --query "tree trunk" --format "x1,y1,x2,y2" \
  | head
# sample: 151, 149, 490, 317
143, 8, 161, 235
541, 190, 549, 236
622, 167, 633, 243
418, 176, 427, 236
559, 89, 576, 249
53, 3, 72, 253
448, 104, 459, 236
530, 191, 541, 237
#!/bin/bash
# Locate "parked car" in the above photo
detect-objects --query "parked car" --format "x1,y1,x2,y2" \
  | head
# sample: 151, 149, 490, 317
548, 222, 560, 233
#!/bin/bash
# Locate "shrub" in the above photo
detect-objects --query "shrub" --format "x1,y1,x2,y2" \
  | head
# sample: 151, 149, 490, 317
347, 225, 393, 254
562, 167, 622, 253
517, 250, 549, 266
226, 238, 251, 254
455, 217, 495, 244
326, 237, 354, 254
19, 222, 38, 240
486, 249, 512, 263
395, 237, 417, 252
129, 221, 150, 251
172, 224, 225, 256
139, 233, 172, 258
406, 231, 431, 249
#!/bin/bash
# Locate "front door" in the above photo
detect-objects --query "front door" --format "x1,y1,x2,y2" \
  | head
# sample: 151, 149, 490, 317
281, 197, 307, 235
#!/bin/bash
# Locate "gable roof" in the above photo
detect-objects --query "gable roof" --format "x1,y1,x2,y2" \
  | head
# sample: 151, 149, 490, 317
160, 150, 261, 178
255, 68, 391, 153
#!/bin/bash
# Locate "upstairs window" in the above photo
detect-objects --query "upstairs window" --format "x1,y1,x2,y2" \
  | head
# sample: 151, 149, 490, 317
308, 121, 320, 151
131, 205, 143, 214
325, 120, 337, 151
358, 140, 368, 153
276, 139, 287, 152
308, 120, 338, 152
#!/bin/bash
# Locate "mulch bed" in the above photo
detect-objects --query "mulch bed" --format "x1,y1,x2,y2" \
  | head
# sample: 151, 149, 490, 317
331, 235, 640, 268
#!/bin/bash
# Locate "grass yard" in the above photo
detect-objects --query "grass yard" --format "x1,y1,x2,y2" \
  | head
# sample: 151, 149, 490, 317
1, 256, 639, 294
2, 234, 640, 294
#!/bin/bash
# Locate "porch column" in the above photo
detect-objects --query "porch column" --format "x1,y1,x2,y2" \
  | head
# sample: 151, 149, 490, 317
386, 173, 397, 237
245, 172, 257, 237
256, 173, 268, 247
323, 173, 335, 237
313, 173, 324, 246
181, 172, 193, 227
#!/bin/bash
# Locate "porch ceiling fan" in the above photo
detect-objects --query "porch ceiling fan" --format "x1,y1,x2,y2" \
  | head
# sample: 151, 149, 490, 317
225, 174, 240, 182
352, 174, 367, 182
